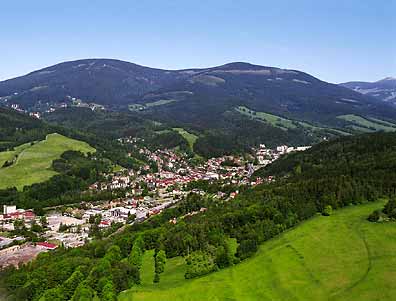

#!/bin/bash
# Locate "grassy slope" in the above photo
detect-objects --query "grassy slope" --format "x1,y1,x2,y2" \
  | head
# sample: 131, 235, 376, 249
236, 106, 298, 130
172, 128, 198, 151
0, 133, 95, 190
132, 238, 238, 294
129, 99, 178, 111
236, 106, 349, 135
337, 114, 396, 132
119, 201, 396, 301
0, 142, 32, 167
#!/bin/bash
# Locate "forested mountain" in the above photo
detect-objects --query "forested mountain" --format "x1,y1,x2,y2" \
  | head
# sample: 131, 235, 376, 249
3, 131, 396, 300
0, 59, 188, 108
1, 59, 395, 126
340, 77, 396, 104
3, 59, 396, 156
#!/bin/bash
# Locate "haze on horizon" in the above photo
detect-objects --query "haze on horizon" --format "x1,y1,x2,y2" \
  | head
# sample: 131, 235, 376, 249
0, 0, 395, 83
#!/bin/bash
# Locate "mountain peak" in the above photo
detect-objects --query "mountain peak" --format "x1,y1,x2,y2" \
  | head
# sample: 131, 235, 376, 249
379, 77, 396, 82
218, 62, 267, 70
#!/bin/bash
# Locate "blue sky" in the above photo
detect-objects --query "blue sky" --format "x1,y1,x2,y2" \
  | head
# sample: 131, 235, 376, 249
0, 0, 394, 83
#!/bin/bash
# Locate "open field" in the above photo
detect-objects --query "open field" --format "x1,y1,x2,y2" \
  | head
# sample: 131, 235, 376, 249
368, 117, 396, 128
337, 114, 396, 132
172, 128, 198, 151
129, 99, 178, 111
236, 106, 298, 130
0, 133, 95, 190
236, 106, 349, 135
119, 201, 396, 301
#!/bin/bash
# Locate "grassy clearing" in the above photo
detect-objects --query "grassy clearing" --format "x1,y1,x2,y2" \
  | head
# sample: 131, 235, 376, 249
120, 201, 396, 301
337, 114, 396, 132
0, 142, 32, 167
348, 125, 375, 133
146, 99, 178, 108
236, 106, 349, 135
236, 106, 298, 130
367, 117, 396, 128
0, 133, 95, 190
129, 99, 178, 111
172, 128, 198, 151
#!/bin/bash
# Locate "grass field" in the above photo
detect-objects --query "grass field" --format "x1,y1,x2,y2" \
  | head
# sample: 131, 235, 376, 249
129, 99, 178, 111
236, 106, 299, 130
172, 128, 198, 151
0, 142, 32, 167
0, 133, 95, 190
236, 106, 349, 136
119, 200, 396, 301
368, 117, 396, 128
337, 114, 396, 132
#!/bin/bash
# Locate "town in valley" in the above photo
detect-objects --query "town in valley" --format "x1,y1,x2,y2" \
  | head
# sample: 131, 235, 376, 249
0, 141, 310, 269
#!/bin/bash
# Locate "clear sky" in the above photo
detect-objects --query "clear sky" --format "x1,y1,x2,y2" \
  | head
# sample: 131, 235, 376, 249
0, 0, 395, 83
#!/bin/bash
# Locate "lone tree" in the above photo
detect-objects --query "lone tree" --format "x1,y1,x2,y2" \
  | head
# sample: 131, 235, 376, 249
153, 250, 166, 283
129, 235, 145, 269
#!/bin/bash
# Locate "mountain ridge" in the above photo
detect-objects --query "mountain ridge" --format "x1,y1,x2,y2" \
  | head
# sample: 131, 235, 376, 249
340, 77, 396, 104
2, 59, 396, 151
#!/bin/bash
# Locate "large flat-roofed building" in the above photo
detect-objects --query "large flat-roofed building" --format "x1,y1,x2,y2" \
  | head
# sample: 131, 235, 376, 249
3, 205, 17, 215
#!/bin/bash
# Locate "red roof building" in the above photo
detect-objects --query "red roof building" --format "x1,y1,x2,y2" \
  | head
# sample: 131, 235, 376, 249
37, 242, 58, 250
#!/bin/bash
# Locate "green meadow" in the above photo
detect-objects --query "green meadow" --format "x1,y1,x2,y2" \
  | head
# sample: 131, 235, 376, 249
172, 128, 198, 151
0, 133, 95, 190
337, 114, 396, 132
129, 99, 178, 111
119, 201, 396, 301
0, 142, 32, 167
236, 106, 349, 135
236, 105, 299, 130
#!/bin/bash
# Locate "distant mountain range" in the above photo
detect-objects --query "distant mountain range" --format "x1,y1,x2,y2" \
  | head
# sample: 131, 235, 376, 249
1, 59, 394, 122
340, 77, 396, 104
1, 59, 396, 154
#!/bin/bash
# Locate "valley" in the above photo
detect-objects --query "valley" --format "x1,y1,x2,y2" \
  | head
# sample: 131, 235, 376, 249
1, 2, 394, 301
2, 59, 395, 155
1, 79, 396, 301
2, 127, 396, 301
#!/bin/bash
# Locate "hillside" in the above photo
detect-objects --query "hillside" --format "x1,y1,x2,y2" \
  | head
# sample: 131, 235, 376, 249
341, 77, 396, 104
253, 131, 396, 183
2, 60, 396, 139
0, 59, 185, 108
3, 131, 396, 300
0, 133, 95, 190
0, 107, 51, 151
4, 59, 396, 157
120, 201, 395, 301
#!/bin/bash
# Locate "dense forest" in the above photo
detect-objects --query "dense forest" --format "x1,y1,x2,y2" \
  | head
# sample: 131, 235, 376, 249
0, 107, 51, 151
0, 105, 347, 159
45, 107, 323, 157
44, 108, 190, 151
3, 131, 396, 300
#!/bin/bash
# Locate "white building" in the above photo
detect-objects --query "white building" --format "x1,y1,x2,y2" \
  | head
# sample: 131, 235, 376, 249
3, 205, 17, 215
